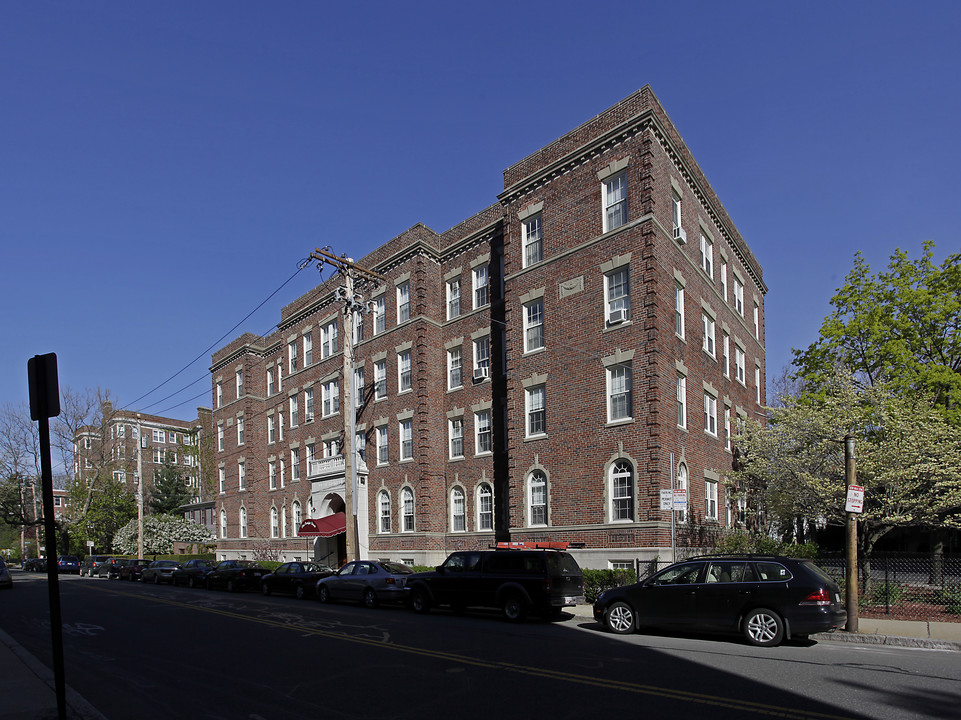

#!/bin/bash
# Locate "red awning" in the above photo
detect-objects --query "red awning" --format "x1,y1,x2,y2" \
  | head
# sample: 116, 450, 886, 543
298, 512, 346, 538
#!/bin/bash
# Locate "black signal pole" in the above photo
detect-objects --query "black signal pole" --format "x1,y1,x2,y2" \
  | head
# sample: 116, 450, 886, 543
27, 353, 67, 720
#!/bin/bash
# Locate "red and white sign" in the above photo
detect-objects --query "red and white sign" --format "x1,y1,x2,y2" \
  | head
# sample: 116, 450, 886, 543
845, 485, 864, 513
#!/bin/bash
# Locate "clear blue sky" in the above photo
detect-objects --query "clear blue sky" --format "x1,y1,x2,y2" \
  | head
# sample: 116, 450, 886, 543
2, 1, 958, 420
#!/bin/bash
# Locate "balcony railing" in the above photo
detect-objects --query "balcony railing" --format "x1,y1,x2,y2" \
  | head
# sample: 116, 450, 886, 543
308, 454, 368, 481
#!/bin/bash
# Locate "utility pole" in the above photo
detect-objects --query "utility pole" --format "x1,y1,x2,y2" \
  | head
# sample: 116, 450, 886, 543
844, 434, 859, 632
309, 248, 384, 563
137, 414, 144, 560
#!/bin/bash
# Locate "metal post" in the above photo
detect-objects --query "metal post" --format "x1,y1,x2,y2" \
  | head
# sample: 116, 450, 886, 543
844, 434, 858, 633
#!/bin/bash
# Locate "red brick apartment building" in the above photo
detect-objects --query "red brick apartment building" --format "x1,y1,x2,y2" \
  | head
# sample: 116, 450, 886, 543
210, 86, 766, 569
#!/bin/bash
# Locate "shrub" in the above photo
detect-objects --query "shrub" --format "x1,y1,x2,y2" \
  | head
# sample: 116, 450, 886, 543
714, 530, 818, 558
582, 568, 637, 604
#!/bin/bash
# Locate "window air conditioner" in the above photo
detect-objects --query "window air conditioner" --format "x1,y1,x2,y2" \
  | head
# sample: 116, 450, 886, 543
609, 308, 628, 325
673, 227, 687, 243
473, 366, 489, 380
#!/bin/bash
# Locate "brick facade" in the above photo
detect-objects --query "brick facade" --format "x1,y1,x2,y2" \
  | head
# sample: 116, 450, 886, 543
210, 86, 766, 569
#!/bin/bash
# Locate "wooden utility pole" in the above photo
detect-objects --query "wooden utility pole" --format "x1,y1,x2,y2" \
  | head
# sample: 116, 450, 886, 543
309, 248, 384, 563
137, 414, 144, 560
844, 435, 858, 633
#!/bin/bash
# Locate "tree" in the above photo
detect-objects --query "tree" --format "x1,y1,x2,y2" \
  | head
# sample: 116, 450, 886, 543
73, 479, 137, 554
729, 373, 961, 558
112, 514, 213, 555
793, 242, 961, 423
149, 457, 192, 515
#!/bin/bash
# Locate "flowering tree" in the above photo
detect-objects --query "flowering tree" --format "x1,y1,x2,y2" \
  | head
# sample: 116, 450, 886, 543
112, 514, 214, 555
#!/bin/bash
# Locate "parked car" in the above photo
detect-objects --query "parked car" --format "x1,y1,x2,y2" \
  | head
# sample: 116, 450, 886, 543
172, 559, 218, 588
592, 554, 847, 647
141, 560, 182, 585
22, 558, 46, 572
316, 560, 415, 608
261, 562, 335, 599
80, 555, 112, 577
0, 558, 12, 589
206, 560, 269, 592
119, 559, 149, 581
57, 556, 81, 574
97, 558, 129, 579
406, 548, 584, 621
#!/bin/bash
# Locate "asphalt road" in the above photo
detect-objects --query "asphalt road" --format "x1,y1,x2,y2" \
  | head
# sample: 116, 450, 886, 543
5, 571, 959, 720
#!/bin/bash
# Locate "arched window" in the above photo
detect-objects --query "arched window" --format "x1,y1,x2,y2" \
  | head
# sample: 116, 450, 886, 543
402, 487, 415, 532
610, 460, 634, 521
529, 471, 547, 526
451, 487, 466, 532
379, 490, 391, 533
676, 462, 688, 524
270, 507, 279, 538
477, 483, 493, 531
220, 509, 227, 539
239, 507, 248, 539
281, 506, 288, 538
292, 501, 302, 536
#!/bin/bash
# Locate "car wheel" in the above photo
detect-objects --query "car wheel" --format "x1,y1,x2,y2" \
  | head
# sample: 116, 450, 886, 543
501, 593, 527, 623
409, 587, 430, 614
295, 585, 306, 600
363, 588, 378, 609
261, 582, 271, 596
743, 608, 784, 647
605, 601, 635, 634
153, 574, 160, 585
318, 585, 331, 603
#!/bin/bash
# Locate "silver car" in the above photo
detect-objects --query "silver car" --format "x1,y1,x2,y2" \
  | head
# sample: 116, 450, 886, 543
316, 561, 414, 608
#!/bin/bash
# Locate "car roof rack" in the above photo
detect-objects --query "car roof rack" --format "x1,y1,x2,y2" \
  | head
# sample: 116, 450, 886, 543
492, 541, 583, 551
687, 553, 782, 560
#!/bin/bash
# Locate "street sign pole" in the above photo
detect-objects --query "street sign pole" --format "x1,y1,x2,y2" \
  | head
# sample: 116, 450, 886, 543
844, 435, 859, 633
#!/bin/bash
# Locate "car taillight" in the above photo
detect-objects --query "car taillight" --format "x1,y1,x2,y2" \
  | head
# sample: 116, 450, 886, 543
799, 589, 831, 606
385, 577, 396, 585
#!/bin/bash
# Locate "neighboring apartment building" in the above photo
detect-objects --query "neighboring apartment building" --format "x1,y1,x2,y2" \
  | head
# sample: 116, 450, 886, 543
74, 405, 215, 531
210, 86, 766, 569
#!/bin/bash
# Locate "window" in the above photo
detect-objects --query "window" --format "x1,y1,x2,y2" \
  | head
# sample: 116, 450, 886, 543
473, 265, 489, 308
603, 172, 628, 232
376, 426, 388, 465
704, 392, 718, 436
473, 336, 490, 379
724, 406, 732, 451
671, 191, 683, 237
735, 345, 746, 384
451, 488, 466, 532
524, 300, 544, 352
753, 301, 760, 339
321, 321, 338, 359
269, 461, 277, 490
216, 381, 223, 408
237, 417, 245, 445
607, 364, 632, 422
304, 332, 313, 365
529, 471, 547, 526
677, 374, 687, 429
379, 491, 391, 533
399, 419, 413, 460
293, 501, 302, 536
353, 310, 364, 344
610, 460, 634, 521
734, 277, 744, 316
700, 234, 714, 278
475, 410, 492, 455
397, 281, 410, 323
267, 415, 276, 444
267, 368, 275, 396
526, 385, 546, 437
676, 463, 688, 524
374, 360, 387, 400
356, 431, 366, 461
477, 483, 493, 531
271, 507, 279, 538
755, 366, 762, 404
606, 266, 630, 324
449, 418, 464, 459
401, 487, 414, 532
236, 370, 244, 397
354, 367, 365, 408
291, 448, 301, 482
720, 260, 728, 301
322, 379, 339, 417
702, 313, 716, 357
523, 214, 543, 267
373, 296, 386, 334
723, 333, 731, 378
289, 395, 299, 427
218, 467, 225, 494
280, 458, 286, 487
220, 509, 227, 539
288, 340, 298, 373
217, 424, 224, 452
705, 480, 718, 520
305, 388, 315, 422
398, 350, 412, 392
238, 461, 246, 491
447, 278, 461, 320
448, 348, 462, 389
281, 507, 287, 538
153, 429, 165, 443
674, 283, 685, 338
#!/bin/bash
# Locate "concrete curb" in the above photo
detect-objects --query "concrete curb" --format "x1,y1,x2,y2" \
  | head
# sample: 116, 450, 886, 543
812, 631, 961, 652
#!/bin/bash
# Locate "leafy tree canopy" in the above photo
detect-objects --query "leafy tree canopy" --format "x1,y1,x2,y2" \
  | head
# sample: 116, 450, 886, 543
112, 513, 214, 555
69, 479, 137, 554
149, 457, 193, 515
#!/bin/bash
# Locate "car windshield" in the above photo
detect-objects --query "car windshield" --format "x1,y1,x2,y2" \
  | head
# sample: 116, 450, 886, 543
379, 562, 414, 575
304, 563, 331, 573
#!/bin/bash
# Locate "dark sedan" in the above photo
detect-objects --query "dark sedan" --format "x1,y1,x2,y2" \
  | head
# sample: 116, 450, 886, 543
119, 559, 149, 581
141, 560, 182, 585
316, 560, 414, 608
172, 559, 218, 588
261, 562, 335, 599
593, 554, 846, 647
97, 558, 129, 579
206, 560, 269, 593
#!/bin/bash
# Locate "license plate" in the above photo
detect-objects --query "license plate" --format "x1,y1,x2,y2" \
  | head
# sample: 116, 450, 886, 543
834, 593, 841, 604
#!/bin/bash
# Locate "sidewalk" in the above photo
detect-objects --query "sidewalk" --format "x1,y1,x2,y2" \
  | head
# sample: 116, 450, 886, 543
568, 603, 961, 651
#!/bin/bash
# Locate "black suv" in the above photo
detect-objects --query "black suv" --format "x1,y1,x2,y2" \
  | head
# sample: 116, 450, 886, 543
593, 554, 846, 647
406, 549, 584, 622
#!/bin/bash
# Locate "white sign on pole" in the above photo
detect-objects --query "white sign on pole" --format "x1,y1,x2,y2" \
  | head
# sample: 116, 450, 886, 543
845, 485, 864, 513
673, 488, 688, 511
660, 489, 673, 511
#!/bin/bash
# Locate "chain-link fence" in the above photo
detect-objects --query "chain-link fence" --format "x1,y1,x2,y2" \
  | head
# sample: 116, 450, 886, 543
817, 554, 961, 622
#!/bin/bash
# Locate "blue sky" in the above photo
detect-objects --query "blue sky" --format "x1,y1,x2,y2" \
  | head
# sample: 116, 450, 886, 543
2, 1, 958, 420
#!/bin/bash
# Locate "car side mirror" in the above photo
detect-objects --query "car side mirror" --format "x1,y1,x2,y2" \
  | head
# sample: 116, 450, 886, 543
436, 565, 446, 573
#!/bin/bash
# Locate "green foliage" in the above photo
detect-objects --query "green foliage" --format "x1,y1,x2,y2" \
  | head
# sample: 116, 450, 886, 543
73, 480, 137, 554
713, 530, 819, 558
582, 568, 637, 604
941, 585, 961, 615
149, 457, 193, 515
112, 513, 214, 555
